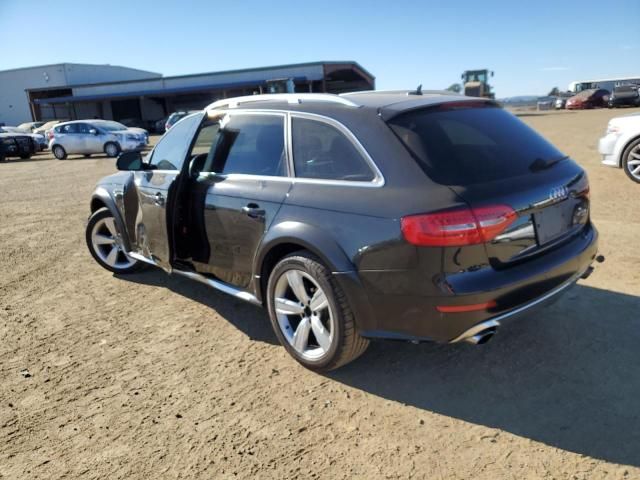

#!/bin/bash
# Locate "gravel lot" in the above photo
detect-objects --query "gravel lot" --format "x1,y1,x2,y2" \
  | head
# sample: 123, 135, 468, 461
1, 108, 639, 479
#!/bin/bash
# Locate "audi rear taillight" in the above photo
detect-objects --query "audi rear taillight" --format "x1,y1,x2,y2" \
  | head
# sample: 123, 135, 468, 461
401, 205, 517, 247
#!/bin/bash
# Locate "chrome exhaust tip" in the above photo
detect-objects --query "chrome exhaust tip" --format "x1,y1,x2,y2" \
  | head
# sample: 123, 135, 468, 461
464, 327, 497, 345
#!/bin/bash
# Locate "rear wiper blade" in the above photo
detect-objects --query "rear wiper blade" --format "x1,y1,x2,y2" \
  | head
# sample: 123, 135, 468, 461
529, 156, 568, 172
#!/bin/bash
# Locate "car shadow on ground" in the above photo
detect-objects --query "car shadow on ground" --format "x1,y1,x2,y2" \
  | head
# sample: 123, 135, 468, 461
117, 268, 278, 345
329, 284, 640, 467
116, 269, 640, 466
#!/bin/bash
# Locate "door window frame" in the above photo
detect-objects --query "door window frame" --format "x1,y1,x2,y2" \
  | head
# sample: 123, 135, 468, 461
203, 109, 385, 187
199, 110, 291, 180
288, 112, 384, 187
146, 112, 205, 173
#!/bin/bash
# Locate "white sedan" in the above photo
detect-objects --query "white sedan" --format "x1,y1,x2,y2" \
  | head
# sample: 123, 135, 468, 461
599, 112, 640, 183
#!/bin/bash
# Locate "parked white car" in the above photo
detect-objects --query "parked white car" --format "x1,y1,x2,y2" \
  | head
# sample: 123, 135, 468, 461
49, 120, 148, 160
598, 112, 640, 183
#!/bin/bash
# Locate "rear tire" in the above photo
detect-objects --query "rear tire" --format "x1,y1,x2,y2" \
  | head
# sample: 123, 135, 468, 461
266, 251, 369, 371
104, 142, 120, 158
52, 145, 67, 160
622, 138, 640, 184
86, 208, 143, 274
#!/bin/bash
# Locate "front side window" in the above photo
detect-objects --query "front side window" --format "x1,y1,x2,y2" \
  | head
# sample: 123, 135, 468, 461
210, 114, 285, 176
291, 117, 374, 182
149, 113, 202, 171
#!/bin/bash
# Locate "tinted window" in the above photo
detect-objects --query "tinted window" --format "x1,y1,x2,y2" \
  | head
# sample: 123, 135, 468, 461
388, 105, 565, 186
149, 113, 202, 170
292, 117, 374, 181
190, 121, 221, 174
77, 123, 92, 134
60, 123, 79, 134
211, 114, 285, 176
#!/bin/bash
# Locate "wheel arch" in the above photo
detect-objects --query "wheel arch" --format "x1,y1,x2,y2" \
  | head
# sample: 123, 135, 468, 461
253, 221, 356, 304
620, 134, 640, 167
90, 187, 131, 251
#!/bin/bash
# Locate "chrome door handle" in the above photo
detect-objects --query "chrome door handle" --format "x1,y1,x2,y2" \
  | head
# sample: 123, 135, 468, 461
241, 204, 265, 219
154, 192, 165, 206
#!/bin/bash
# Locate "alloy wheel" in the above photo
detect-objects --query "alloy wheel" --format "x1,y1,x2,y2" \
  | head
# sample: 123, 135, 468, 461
273, 269, 334, 360
105, 144, 118, 157
90, 217, 136, 270
627, 145, 640, 181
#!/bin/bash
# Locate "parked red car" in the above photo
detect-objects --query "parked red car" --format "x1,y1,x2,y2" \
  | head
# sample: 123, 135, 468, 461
566, 89, 610, 109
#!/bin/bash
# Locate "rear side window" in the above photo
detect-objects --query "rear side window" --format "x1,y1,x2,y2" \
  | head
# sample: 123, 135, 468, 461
291, 117, 374, 182
388, 105, 565, 186
59, 123, 79, 134
211, 114, 285, 177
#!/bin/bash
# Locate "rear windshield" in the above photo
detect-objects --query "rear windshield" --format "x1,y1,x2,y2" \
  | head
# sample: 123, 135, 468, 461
387, 104, 565, 186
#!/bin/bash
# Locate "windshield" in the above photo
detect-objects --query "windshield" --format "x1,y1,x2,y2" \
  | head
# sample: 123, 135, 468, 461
387, 104, 566, 186
98, 121, 128, 132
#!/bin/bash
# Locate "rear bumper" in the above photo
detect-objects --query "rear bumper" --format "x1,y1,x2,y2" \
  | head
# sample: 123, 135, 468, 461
351, 224, 598, 343
448, 266, 587, 343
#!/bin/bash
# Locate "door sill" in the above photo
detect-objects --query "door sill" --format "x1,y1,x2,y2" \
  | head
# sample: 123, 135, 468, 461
172, 269, 261, 306
126, 251, 260, 306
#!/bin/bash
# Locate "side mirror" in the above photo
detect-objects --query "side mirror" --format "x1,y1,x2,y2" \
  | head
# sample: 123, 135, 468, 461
89, 128, 98, 135
116, 151, 144, 171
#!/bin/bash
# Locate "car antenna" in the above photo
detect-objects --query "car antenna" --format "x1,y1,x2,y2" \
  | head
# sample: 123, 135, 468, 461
409, 84, 423, 96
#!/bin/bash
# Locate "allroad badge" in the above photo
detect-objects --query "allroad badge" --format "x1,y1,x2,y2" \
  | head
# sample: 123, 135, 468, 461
549, 186, 569, 201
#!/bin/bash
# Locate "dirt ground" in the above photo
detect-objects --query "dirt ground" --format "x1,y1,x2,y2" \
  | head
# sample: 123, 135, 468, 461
1, 108, 639, 480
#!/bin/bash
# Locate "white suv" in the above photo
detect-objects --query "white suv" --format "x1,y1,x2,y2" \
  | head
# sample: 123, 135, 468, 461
49, 120, 148, 160
598, 112, 640, 183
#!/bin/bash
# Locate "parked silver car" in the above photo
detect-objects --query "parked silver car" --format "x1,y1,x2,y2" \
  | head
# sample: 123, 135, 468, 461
49, 120, 147, 159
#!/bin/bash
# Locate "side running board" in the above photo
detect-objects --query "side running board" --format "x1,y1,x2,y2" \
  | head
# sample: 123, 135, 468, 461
126, 251, 261, 306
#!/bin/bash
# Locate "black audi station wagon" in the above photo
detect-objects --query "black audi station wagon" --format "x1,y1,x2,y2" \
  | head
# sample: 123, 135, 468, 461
86, 92, 599, 371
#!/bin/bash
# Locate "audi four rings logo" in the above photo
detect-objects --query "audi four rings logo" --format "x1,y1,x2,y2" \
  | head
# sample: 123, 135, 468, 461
549, 186, 569, 201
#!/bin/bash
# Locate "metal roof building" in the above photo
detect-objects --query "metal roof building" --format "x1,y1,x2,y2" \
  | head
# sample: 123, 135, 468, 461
3, 61, 374, 127
0, 63, 161, 126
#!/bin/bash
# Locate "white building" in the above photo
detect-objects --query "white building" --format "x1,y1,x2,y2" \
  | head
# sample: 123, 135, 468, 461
0, 61, 375, 127
0, 63, 160, 126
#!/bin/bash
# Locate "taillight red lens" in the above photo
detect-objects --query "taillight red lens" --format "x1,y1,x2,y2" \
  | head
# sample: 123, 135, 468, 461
401, 205, 517, 247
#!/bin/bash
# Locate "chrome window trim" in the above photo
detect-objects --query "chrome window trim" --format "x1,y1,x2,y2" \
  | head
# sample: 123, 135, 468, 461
205, 108, 386, 188
288, 111, 385, 188
203, 110, 290, 178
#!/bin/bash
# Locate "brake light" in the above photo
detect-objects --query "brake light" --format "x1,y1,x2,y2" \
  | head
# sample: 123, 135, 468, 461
401, 205, 517, 247
47, 131, 54, 140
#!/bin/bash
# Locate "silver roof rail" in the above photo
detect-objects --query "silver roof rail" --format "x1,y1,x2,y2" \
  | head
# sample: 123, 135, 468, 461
205, 93, 359, 111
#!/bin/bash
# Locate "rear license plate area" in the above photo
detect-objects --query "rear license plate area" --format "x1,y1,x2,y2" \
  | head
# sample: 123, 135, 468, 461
534, 203, 571, 245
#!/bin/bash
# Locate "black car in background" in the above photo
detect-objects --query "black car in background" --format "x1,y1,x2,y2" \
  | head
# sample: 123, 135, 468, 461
0, 132, 34, 161
85, 92, 599, 371
608, 85, 640, 108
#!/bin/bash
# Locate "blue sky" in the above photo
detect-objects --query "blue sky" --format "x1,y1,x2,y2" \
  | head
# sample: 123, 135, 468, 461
1, 0, 638, 97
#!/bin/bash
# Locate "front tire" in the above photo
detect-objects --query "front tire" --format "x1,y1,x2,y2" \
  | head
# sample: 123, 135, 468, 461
622, 138, 640, 184
266, 252, 369, 371
104, 142, 120, 158
86, 208, 143, 273
52, 145, 67, 160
